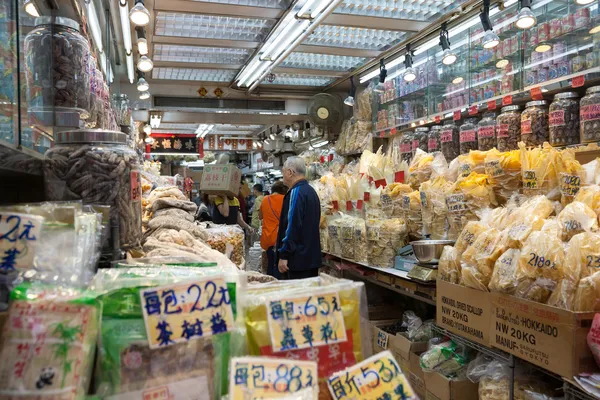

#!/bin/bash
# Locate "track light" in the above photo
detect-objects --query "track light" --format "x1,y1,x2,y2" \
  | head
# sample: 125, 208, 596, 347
145, 136, 154, 144
516, 0, 536, 29
24, 0, 40, 17
403, 44, 416, 82
139, 91, 150, 100
143, 124, 151, 134
136, 27, 148, 55
137, 75, 149, 91
452, 76, 464, 84
535, 43, 552, 52
137, 55, 153, 72
496, 59, 509, 68
374, 59, 387, 92
440, 23, 457, 66
480, 0, 500, 49
129, 0, 150, 26
344, 76, 356, 107
575, 0, 594, 5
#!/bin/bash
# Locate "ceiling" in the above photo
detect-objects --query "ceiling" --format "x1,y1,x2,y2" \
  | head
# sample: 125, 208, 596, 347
137, 0, 465, 94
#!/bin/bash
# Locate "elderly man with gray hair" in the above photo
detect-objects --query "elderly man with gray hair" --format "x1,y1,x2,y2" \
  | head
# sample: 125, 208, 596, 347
276, 156, 322, 279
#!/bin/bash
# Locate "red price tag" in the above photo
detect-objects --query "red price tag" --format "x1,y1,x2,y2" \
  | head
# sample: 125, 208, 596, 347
502, 95, 512, 106
434, 116, 441, 123
572, 75, 585, 88
346, 201, 353, 211
390, 128, 397, 136
468, 105, 478, 116
379, 131, 385, 138
357, 200, 363, 210
320, 156, 325, 163
487, 100, 497, 111
394, 171, 405, 183
328, 153, 333, 162
530, 87, 543, 100
364, 192, 370, 202
332, 200, 339, 210
453, 110, 461, 121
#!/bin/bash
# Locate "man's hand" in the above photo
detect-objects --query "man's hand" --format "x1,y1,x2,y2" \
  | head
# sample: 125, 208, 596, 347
278, 259, 289, 273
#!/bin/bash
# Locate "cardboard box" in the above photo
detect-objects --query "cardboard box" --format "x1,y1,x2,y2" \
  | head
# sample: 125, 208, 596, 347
405, 351, 426, 399
490, 292, 598, 378
199, 164, 241, 197
368, 304, 404, 321
187, 170, 203, 183
436, 280, 492, 346
370, 319, 401, 357
372, 322, 428, 369
423, 371, 478, 400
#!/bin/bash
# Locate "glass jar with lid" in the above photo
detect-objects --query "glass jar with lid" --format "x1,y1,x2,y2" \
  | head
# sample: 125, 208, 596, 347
521, 100, 549, 147
400, 131, 413, 163
496, 106, 521, 151
459, 118, 478, 155
25, 16, 91, 119
477, 112, 497, 151
43, 130, 142, 249
412, 127, 429, 155
549, 92, 579, 146
112, 94, 132, 126
428, 126, 442, 152
580, 86, 600, 144
440, 120, 460, 161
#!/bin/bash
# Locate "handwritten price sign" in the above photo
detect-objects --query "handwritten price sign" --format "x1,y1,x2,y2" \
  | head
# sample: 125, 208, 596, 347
559, 173, 581, 197
327, 350, 416, 400
266, 291, 347, 353
230, 357, 318, 399
0, 213, 43, 272
140, 275, 234, 349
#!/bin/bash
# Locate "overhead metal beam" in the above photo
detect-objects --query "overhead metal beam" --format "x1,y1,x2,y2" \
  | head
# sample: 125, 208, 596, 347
153, 0, 283, 19
133, 110, 306, 125
152, 36, 260, 49
272, 67, 346, 77
295, 44, 380, 58
154, 61, 243, 70
323, 14, 429, 32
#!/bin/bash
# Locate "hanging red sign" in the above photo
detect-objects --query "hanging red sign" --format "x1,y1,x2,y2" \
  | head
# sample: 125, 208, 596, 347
468, 105, 478, 116
434, 116, 441, 124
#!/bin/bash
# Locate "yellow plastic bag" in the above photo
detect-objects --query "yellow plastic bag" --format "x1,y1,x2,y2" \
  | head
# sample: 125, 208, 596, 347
488, 248, 521, 294
519, 142, 560, 200
402, 190, 423, 240
556, 148, 585, 206
557, 201, 598, 242
439, 246, 461, 284
574, 185, 600, 216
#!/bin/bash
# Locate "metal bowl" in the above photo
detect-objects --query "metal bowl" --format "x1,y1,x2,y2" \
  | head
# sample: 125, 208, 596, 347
410, 240, 455, 264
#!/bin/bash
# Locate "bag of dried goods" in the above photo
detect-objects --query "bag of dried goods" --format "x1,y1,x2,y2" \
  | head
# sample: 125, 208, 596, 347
326, 213, 342, 257
488, 248, 521, 294
0, 283, 99, 399
351, 215, 368, 264
574, 271, 600, 311
239, 276, 367, 399
205, 224, 245, 266
556, 148, 585, 206
407, 149, 435, 189
420, 340, 472, 377
402, 191, 423, 240
335, 120, 351, 154
519, 142, 560, 200
420, 177, 453, 239
557, 201, 598, 242
574, 185, 600, 216
454, 221, 488, 254
365, 213, 408, 267
320, 214, 329, 253
507, 195, 555, 226
461, 228, 508, 291
587, 314, 600, 369
484, 149, 522, 205
439, 246, 461, 284
355, 85, 373, 121
382, 182, 413, 218
515, 231, 566, 303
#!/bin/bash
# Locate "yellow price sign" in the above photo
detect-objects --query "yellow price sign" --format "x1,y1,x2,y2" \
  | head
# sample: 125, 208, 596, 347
327, 351, 416, 400
229, 357, 318, 399
266, 290, 347, 353
140, 275, 234, 349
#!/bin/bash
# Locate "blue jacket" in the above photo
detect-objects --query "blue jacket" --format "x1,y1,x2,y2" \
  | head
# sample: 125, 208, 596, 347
276, 179, 322, 271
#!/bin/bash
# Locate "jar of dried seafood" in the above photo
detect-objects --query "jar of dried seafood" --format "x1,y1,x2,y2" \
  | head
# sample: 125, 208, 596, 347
459, 118, 478, 154
25, 16, 91, 119
112, 94, 132, 126
581, 86, 600, 144
428, 125, 442, 152
413, 127, 429, 154
496, 105, 521, 151
521, 100, 549, 146
43, 130, 142, 249
400, 132, 413, 163
549, 92, 579, 146
477, 112, 497, 151
440, 120, 460, 161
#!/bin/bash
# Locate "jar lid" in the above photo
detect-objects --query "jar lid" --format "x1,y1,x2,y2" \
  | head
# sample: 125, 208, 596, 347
430, 125, 442, 131
526, 100, 548, 107
482, 112, 496, 118
501, 105, 520, 113
35, 16, 79, 31
415, 127, 429, 132
554, 92, 579, 99
56, 130, 127, 144
586, 86, 600, 94
464, 118, 478, 124
113, 94, 129, 100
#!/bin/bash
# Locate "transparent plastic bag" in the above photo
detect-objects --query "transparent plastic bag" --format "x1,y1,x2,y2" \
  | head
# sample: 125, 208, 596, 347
420, 340, 472, 377
365, 212, 408, 267
455, 221, 488, 254
461, 228, 507, 291
420, 177, 453, 239
439, 246, 461, 284
204, 224, 245, 266
484, 149, 522, 205
519, 142, 560, 200
556, 201, 598, 242
574, 270, 600, 311
488, 248, 521, 294
402, 191, 423, 240
409, 320, 435, 342
326, 213, 342, 257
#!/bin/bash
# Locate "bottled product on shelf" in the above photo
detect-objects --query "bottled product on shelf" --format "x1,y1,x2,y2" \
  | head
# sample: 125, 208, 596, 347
459, 118, 478, 155
440, 120, 460, 161
428, 125, 442, 152
477, 112, 497, 151
521, 100, 550, 147
496, 105, 521, 152
581, 86, 600, 144
549, 92, 580, 146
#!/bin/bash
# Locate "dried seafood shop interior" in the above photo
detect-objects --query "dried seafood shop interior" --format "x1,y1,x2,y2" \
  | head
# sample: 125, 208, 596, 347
4, 0, 600, 399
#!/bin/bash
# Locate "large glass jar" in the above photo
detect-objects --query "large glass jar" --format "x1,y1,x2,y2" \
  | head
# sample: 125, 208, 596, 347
581, 86, 600, 144
459, 118, 478, 155
428, 125, 442, 153
496, 106, 521, 151
112, 94, 132, 126
440, 120, 460, 161
24, 16, 91, 119
412, 127, 429, 155
400, 132, 413, 163
44, 130, 142, 249
477, 112, 497, 151
549, 92, 579, 146
521, 100, 549, 147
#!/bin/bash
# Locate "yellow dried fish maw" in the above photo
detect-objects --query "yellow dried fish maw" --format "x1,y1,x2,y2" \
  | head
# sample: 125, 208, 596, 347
574, 271, 600, 311
407, 150, 435, 189
420, 177, 453, 239
519, 142, 560, 200
455, 221, 488, 254
574, 185, 600, 216
505, 217, 544, 249
461, 228, 506, 291
489, 248, 521, 294
567, 232, 600, 280
508, 194, 554, 224
556, 148, 585, 206
557, 201, 598, 242
484, 149, 522, 205
439, 245, 461, 284
547, 278, 579, 310
515, 231, 566, 303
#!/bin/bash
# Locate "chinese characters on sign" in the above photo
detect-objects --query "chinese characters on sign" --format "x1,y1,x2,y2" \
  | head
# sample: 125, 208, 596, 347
266, 291, 347, 353
229, 357, 318, 399
327, 351, 416, 400
0, 213, 43, 272
139, 276, 234, 349
150, 137, 198, 154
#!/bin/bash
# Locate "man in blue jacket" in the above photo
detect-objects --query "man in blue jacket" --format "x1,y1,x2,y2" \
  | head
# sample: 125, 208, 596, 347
277, 156, 322, 279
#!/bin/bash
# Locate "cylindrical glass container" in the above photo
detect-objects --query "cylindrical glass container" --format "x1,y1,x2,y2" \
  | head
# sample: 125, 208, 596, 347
428, 125, 442, 153
549, 92, 579, 146
477, 112, 497, 151
400, 132, 413, 163
521, 100, 549, 147
459, 118, 478, 155
440, 120, 460, 161
412, 127, 429, 155
496, 106, 521, 152
581, 86, 600, 144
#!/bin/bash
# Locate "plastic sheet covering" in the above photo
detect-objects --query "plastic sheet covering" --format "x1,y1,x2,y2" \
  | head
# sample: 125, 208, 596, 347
488, 248, 521, 294
419, 339, 472, 377
355, 85, 373, 122
0, 283, 99, 399
91, 266, 245, 399
335, 119, 351, 154
484, 149, 522, 205
320, 214, 329, 253
438, 246, 462, 284
382, 182, 413, 218
574, 270, 600, 311
461, 228, 507, 291
326, 213, 342, 257
402, 191, 423, 240
420, 177, 453, 239
407, 150, 440, 190
556, 201, 598, 242
204, 224, 245, 266
568, 232, 600, 311
238, 275, 367, 400
519, 142, 560, 200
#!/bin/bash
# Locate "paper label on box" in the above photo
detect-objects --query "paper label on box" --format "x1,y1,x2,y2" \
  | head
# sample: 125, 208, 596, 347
0, 213, 44, 272
229, 357, 318, 400
327, 351, 416, 400
266, 291, 347, 353
377, 330, 389, 349
139, 276, 234, 349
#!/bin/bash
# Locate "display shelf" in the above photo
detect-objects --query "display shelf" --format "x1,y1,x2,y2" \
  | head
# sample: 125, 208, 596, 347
564, 379, 600, 400
433, 324, 513, 363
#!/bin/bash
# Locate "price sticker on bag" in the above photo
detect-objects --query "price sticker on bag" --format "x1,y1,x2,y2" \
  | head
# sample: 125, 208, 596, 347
140, 275, 234, 349
402, 195, 411, 210
459, 163, 471, 177
266, 291, 347, 353
0, 213, 44, 272
327, 351, 416, 400
523, 170, 538, 189
485, 159, 504, 177
229, 357, 318, 400
366, 226, 380, 241
341, 226, 354, 240
446, 194, 467, 213
328, 225, 339, 239
560, 173, 581, 197
381, 194, 393, 209
420, 191, 428, 208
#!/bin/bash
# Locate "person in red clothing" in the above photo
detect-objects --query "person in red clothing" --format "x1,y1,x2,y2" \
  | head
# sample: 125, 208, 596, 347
259, 181, 288, 278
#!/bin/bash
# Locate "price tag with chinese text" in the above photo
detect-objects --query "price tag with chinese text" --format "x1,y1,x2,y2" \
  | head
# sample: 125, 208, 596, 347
341, 226, 353, 240
266, 291, 347, 353
559, 173, 581, 197
366, 226, 380, 241
572, 75, 585, 88
453, 110, 461, 121
523, 170, 538, 189
140, 275, 234, 349
327, 351, 416, 400
530, 87, 543, 100
446, 194, 468, 213
502, 95, 512, 106
380, 194, 393, 209
485, 160, 504, 177
0, 213, 44, 272
434, 115, 441, 123
229, 357, 318, 400
487, 100, 497, 110
468, 105, 478, 116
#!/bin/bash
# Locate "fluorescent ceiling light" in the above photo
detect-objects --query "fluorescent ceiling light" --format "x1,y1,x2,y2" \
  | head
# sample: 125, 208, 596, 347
126, 53, 134, 83
24, 0, 39, 17
265, 20, 310, 62
130, 0, 150, 26
576, 0, 595, 4
360, 56, 404, 83
119, 0, 132, 53
85, 0, 103, 52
